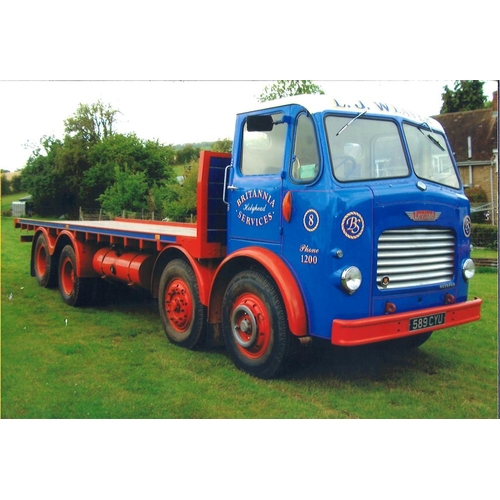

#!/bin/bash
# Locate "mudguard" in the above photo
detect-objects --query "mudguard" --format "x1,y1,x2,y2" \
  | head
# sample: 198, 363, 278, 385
208, 247, 308, 337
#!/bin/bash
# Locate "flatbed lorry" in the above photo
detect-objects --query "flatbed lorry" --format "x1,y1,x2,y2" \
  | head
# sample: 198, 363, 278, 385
15, 94, 482, 379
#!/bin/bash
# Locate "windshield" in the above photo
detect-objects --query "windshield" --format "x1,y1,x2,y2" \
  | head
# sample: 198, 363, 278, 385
403, 123, 460, 189
326, 116, 409, 182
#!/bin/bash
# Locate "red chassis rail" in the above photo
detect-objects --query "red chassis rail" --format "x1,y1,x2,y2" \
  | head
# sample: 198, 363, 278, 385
331, 298, 482, 346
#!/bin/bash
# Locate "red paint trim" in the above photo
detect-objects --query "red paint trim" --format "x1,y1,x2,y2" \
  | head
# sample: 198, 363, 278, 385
213, 247, 308, 336
36, 227, 57, 253
163, 278, 194, 333
282, 191, 292, 223
331, 298, 482, 346
60, 253, 76, 295
56, 230, 100, 278
183, 252, 216, 307
21, 224, 99, 278
153, 246, 217, 306
183, 150, 231, 259
31, 228, 56, 278
231, 292, 272, 359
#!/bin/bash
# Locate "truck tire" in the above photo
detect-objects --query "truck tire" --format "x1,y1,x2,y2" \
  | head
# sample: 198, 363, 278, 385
58, 245, 93, 307
34, 234, 57, 288
222, 270, 293, 379
158, 259, 206, 349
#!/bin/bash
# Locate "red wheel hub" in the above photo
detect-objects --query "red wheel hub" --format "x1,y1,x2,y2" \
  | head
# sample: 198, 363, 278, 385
36, 244, 47, 276
231, 293, 271, 359
164, 279, 193, 332
61, 257, 75, 295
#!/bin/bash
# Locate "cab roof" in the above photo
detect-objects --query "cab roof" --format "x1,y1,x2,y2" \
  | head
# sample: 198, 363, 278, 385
239, 94, 444, 132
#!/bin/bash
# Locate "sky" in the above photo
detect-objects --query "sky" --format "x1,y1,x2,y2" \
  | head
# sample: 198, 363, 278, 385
1, 79, 497, 173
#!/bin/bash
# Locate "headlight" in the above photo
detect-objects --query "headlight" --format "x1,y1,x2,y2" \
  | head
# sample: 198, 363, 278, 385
341, 266, 362, 294
462, 258, 475, 281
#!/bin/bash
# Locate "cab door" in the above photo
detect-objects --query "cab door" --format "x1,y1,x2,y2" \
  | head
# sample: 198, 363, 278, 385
280, 111, 332, 336
281, 111, 325, 263
226, 111, 290, 253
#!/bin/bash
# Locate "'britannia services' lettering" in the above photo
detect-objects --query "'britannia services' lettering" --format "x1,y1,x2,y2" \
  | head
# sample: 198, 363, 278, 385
236, 190, 275, 227
236, 190, 276, 208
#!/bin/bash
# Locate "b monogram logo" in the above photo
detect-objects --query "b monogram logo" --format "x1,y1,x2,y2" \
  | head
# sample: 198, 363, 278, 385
341, 212, 365, 239
463, 215, 471, 238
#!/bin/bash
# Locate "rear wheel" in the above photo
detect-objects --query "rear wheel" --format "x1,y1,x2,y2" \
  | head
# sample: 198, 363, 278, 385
58, 245, 93, 307
158, 259, 206, 349
222, 270, 294, 379
34, 234, 57, 288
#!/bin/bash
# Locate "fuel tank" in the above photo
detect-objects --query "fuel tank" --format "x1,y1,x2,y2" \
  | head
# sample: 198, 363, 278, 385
92, 248, 154, 289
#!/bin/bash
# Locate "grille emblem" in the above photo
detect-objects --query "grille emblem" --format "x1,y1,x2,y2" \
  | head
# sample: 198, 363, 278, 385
463, 215, 471, 237
405, 210, 441, 222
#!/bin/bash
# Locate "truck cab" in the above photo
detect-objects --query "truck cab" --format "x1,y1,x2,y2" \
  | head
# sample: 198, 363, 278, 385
224, 95, 480, 349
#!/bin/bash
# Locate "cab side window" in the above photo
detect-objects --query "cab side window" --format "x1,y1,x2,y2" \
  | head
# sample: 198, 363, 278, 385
291, 113, 320, 182
241, 112, 286, 176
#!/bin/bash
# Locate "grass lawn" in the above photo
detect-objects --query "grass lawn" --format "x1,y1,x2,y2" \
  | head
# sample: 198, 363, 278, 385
1, 206, 498, 418
471, 247, 498, 260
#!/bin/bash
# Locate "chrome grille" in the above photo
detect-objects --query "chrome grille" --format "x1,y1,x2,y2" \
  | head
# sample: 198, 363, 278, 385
377, 228, 455, 289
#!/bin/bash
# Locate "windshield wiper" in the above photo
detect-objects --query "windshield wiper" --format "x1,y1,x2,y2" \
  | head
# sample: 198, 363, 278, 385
336, 110, 367, 136
427, 134, 445, 151
420, 122, 445, 151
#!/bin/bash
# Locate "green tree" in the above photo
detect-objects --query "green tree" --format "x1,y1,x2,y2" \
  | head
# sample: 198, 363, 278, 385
11, 173, 23, 193
440, 80, 488, 113
176, 144, 200, 164
21, 101, 178, 217
64, 100, 119, 143
98, 165, 149, 216
258, 80, 325, 102
1, 173, 11, 195
21, 136, 71, 216
22, 101, 120, 216
83, 135, 177, 213
83, 133, 176, 205
161, 161, 199, 221
55, 134, 92, 208
212, 138, 232, 153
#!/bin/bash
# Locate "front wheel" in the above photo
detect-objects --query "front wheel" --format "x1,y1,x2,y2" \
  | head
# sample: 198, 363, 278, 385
222, 270, 294, 379
158, 259, 206, 349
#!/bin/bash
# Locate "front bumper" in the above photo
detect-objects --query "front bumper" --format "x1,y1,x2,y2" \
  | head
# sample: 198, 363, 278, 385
331, 298, 482, 346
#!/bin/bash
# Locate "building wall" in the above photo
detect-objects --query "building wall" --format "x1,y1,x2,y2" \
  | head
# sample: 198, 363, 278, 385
458, 163, 499, 225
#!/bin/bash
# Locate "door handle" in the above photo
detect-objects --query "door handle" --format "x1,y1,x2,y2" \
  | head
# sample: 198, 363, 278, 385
223, 163, 235, 205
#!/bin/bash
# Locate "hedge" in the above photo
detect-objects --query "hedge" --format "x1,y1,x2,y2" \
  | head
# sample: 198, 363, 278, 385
471, 223, 498, 249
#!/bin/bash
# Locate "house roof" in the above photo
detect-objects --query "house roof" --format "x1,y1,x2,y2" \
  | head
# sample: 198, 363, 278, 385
433, 108, 498, 163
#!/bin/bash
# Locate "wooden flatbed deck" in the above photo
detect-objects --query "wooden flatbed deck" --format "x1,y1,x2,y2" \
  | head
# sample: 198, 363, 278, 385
16, 218, 196, 240
14, 150, 231, 259
15, 217, 225, 258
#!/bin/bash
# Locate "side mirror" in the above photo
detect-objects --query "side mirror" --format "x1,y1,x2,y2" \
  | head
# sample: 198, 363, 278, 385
247, 115, 274, 132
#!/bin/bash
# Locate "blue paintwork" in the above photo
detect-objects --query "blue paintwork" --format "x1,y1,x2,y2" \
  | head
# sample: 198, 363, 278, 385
227, 99, 472, 340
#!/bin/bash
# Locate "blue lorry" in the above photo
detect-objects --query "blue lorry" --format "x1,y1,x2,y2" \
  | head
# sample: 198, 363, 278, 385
16, 94, 482, 378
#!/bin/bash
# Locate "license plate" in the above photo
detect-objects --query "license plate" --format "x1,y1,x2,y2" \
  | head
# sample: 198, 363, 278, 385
409, 313, 446, 331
